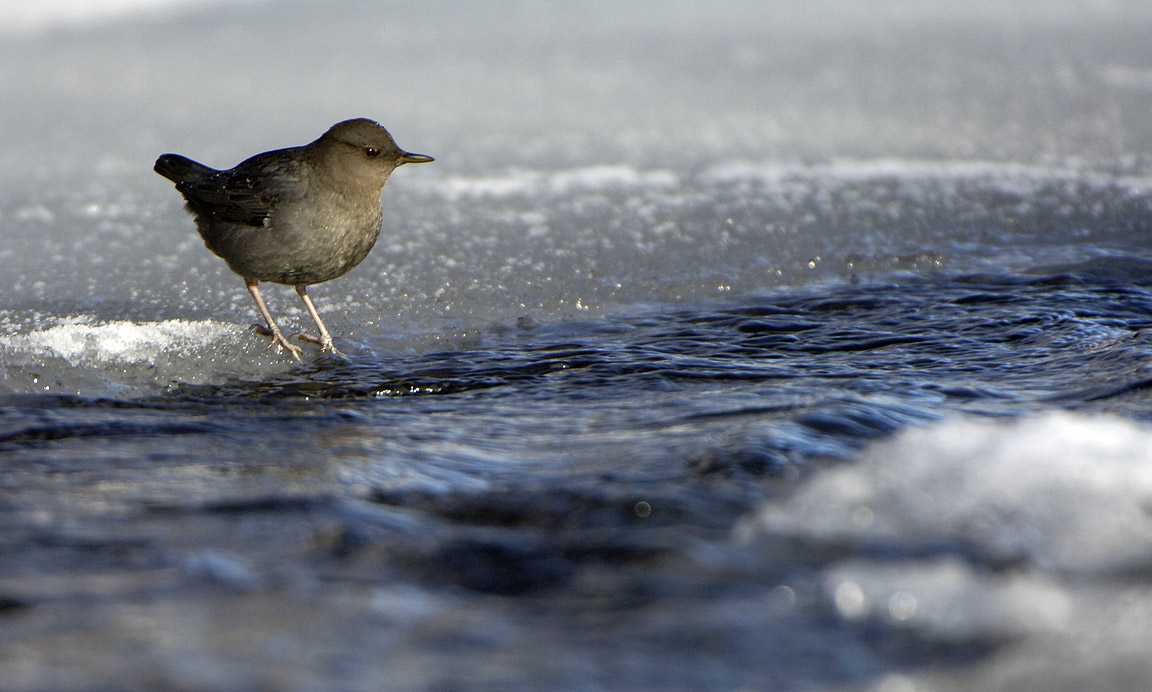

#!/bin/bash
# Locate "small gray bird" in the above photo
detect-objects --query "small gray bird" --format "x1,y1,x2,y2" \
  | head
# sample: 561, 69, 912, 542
155, 118, 433, 361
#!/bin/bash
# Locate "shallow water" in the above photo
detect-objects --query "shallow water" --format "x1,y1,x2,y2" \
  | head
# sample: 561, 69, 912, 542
5, 269, 1152, 691
4, 1, 1152, 691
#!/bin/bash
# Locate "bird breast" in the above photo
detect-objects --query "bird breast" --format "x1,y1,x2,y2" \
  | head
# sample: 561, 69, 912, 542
201, 190, 384, 286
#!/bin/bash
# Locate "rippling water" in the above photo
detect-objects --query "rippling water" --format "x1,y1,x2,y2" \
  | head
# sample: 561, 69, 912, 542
9, 269, 1152, 485
5, 268, 1152, 690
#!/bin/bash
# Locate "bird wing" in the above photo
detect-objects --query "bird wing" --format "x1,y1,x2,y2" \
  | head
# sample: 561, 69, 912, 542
176, 149, 309, 228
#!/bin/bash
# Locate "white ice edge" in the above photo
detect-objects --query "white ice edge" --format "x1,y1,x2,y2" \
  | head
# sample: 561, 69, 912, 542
414, 164, 680, 200
704, 158, 1152, 192
410, 160, 1152, 200
0, 316, 237, 365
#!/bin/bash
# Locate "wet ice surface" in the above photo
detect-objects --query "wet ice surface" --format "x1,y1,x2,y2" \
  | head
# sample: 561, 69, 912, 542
7, 161, 1152, 398
4, 1, 1152, 691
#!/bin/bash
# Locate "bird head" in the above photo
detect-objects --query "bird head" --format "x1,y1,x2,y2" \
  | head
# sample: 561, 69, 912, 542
315, 118, 433, 186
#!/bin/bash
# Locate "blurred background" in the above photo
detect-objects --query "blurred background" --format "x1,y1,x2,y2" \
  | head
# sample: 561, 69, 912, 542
4, 0, 1151, 171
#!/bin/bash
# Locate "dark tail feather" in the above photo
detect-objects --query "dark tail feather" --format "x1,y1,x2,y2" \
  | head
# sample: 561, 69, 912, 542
154, 154, 217, 184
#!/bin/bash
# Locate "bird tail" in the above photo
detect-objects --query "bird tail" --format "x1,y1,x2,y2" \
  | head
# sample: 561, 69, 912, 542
154, 154, 217, 184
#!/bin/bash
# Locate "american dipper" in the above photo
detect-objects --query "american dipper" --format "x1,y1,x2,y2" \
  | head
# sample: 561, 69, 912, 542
155, 118, 433, 361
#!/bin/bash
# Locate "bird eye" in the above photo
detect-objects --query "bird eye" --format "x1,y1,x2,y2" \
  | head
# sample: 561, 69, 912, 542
364, 147, 379, 158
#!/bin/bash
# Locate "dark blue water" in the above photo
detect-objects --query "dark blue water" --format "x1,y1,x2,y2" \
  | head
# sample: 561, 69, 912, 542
9, 268, 1152, 493
4, 266, 1152, 690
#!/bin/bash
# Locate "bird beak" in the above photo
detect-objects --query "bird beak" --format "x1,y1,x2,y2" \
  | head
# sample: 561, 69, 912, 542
400, 152, 434, 165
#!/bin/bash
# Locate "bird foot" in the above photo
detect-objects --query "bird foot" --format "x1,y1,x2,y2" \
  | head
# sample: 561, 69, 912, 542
291, 332, 346, 357
249, 324, 304, 362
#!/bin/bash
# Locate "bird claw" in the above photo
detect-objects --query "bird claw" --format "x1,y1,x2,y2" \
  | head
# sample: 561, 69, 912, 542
291, 332, 346, 357
248, 324, 342, 361
249, 324, 304, 362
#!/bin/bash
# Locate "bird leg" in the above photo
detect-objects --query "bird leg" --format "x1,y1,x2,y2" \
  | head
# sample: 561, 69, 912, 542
293, 284, 345, 356
245, 279, 303, 362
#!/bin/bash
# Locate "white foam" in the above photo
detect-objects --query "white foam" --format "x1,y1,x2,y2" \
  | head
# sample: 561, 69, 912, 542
739, 412, 1152, 688
0, 316, 236, 365
824, 557, 1075, 637
743, 412, 1152, 573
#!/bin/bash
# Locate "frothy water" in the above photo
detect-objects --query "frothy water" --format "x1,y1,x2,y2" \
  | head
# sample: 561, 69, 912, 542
1, 317, 233, 365
741, 412, 1152, 692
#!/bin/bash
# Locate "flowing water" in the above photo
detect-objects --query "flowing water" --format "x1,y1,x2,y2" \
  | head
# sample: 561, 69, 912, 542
3, 2, 1152, 691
